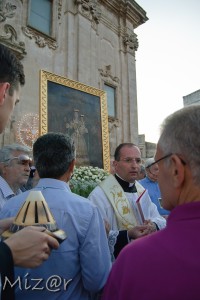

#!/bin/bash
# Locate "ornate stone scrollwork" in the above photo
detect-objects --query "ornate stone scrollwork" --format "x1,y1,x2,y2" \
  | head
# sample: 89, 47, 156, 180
123, 32, 138, 53
0, 24, 26, 57
0, 1, 16, 22
99, 65, 119, 83
108, 118, 120, 133
75, 0, 101, 25
22, 26, 58, 50
58, 0, 62, 20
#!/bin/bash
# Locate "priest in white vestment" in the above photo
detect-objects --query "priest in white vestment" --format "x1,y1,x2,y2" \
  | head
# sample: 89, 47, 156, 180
88, 143, 166, 260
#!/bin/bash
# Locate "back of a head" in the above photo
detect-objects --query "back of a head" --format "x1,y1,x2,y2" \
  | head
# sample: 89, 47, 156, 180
33, 132, 76, 178
145, 158, 155, 169
137, 164, 146, 180
159, 105, 200, 183
0, 44, 25, 94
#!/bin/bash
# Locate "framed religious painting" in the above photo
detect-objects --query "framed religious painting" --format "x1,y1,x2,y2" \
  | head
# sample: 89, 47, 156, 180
39, 70, 110, 171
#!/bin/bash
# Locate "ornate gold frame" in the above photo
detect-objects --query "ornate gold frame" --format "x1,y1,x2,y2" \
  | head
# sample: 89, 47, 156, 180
39, 70, 110, 171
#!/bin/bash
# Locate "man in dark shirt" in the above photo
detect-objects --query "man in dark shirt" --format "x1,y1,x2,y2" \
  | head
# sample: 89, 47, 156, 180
0, 44, 59, 299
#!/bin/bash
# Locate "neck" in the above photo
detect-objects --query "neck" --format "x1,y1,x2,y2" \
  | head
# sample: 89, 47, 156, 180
9, 183, 20, 194
147, 175, 157, 182
57, 172, 71, 183
115, 174, 137, 192
115, 173, 135, 183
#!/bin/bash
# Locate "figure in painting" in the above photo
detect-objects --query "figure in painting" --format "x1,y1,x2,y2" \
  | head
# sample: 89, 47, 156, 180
66, 109, 89, 166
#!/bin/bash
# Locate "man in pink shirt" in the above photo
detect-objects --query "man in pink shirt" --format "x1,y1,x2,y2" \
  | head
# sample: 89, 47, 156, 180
102, 105, 200, 300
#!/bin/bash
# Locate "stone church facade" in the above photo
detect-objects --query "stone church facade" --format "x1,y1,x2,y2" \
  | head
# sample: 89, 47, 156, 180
0, 0, 148, 163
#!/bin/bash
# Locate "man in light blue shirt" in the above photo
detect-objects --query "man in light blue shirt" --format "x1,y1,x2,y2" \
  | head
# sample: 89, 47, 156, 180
139, 157, 170, 217
0, 132, 111, 300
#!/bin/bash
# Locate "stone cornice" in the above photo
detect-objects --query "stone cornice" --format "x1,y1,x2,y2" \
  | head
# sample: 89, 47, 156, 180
100, 14, 119, 35
100, 0, 148, 28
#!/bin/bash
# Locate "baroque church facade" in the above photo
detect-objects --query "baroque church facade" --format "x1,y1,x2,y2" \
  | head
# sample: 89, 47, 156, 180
0, 0, 149, 167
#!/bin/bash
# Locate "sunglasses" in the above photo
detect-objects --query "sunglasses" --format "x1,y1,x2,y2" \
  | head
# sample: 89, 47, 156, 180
4, 154, 32, 166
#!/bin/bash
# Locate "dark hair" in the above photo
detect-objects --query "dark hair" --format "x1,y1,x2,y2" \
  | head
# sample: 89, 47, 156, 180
33, 132, 76, 179
0, 44, 25, 95
114, 143, 137, 161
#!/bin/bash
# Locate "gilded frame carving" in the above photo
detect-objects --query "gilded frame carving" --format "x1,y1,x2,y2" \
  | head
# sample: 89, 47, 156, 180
39, 70, 110, 171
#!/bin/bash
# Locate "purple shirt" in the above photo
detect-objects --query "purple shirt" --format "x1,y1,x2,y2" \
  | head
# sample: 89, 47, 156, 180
102, 201, 200, 300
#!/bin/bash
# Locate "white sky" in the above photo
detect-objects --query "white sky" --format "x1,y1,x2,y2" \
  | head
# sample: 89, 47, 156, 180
135, 0, 200, 143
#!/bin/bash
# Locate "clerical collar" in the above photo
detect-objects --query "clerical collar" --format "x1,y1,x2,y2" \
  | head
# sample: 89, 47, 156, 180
115, 174, 137, 193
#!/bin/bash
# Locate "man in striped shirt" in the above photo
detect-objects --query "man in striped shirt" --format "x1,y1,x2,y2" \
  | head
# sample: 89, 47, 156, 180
0, 144, 31, 211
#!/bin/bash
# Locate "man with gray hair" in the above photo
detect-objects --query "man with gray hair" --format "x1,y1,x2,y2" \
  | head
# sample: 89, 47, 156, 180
102, 105, 200, 300
0, 143, 31, 211
139, 157, 170, 217
0, 132, 111, 299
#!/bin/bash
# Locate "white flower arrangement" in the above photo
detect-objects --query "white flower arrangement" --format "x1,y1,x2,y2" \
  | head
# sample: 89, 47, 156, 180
70, 166, 109, 197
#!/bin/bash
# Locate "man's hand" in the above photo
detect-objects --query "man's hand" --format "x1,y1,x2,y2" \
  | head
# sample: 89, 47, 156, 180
4, 226, 59, 268
0, 217, 14, 235
104, 219, 111, 236
143, 220, 157, 233
128, 225, 150, 239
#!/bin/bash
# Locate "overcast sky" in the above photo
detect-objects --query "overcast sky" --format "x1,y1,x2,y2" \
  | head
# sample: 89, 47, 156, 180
135, 0, 200, 143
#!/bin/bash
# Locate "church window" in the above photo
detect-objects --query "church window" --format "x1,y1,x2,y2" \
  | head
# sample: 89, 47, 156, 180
28, 0, 52, 36
104, 84, 116, 118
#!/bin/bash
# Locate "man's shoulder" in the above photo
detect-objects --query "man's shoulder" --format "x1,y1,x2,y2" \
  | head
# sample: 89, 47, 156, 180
123, 228, 164, 257
70, 193, 99, 217
139, 177, 149, 184
0, 176, 13, 196
88, 184, 105, 198
138, 177, 152, 189
0, 191, 28, 218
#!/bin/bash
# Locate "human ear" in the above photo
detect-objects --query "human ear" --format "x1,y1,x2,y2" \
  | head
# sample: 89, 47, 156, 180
69, 159, 76, 174
0, 83, 10, 106
171, 155, 185, 187
113, 160, 118, 168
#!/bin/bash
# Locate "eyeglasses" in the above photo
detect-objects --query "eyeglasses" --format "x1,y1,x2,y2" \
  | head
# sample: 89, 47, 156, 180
149, 153, 186, 168
4, 154, 32, 166
118, 158, 142, 164
147, 164, 159, 176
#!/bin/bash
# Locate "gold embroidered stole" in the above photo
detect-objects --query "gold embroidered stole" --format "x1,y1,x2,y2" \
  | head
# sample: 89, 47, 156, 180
99, 175, 145, 230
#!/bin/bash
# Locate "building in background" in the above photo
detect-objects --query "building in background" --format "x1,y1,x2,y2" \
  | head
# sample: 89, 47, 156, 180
139, 134, 156, 160
183, 90, 200, 107
0, 0, 150, 160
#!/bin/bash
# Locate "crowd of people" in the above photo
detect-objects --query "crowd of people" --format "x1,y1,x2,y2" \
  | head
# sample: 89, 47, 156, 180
0, 43, 200, 300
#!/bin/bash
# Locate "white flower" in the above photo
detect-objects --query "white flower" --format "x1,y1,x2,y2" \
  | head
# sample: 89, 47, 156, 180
70, 166, 109, 197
